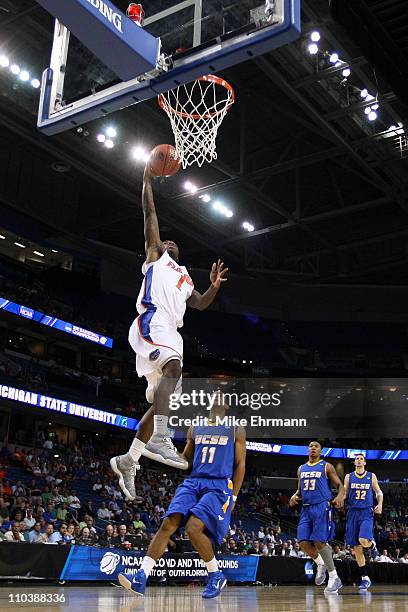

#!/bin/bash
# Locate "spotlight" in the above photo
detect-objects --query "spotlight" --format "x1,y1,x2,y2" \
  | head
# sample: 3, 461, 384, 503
184, 181, 193, 191
225, 210, 233, 218
33, 251, 45, 257
97, 133, 106, 143
342, 68, 351, 77
307, 43, 319, 55
360, 88, 368, 98
242, 222, 255, 232
364, 106, 371, 115
371, 103, 379, 110
30, 78, 40, 88
105, 126, 117, 138
19, 70, 29, 81
199, 194, 211, 203
142, 152, 150, 163
51, 249, 58, 253
10, 64, 20, 75
365, 94, 375, 102
0, 55, 9, 68
213, 201, 222, 212
0, 235, 5, 240
132, 146, 146, 160
329, 53, 339, 63
389, 125, 397, 131
189, 184, 198, 194
104, 139, 114, 149
14, 242, 26, 248
368, 110, 377, 121
310, 31, 320, 42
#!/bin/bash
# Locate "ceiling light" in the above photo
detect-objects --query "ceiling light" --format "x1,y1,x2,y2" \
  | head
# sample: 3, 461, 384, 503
104, 139, 114, 149
371, 103, 379, 110
0, 234, 5, 240
10, 64, 20, 75
19, 70, 29, 81
310, 31, 320, 42
105, 126, 117, 138
225, 210, 233, 218
329, 53, 339, 63
360, 88, 368, 98
368, 110, 377, 121
97, 133, 106, 143
132, 146, 146, 160
200, 194, 211, 203
189, 184, 198, 194
51, 249, 58, 253
33, 251, 45, 257
142, 152, 150, 163
307, 43, 318, 55
213, 201, 222, 212
0, 56, 9, 68
364, 106, 371, 115
342, 68, 351, 77
184, 181, 193, 191
31, 78, 40, 88
14, 242, 26, 248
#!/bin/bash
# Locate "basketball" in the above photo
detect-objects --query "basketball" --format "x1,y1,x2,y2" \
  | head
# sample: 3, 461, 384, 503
149, 144, 181, 177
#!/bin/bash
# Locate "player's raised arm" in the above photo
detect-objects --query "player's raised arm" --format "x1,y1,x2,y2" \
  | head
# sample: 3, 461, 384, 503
142, 165, 162, 263
187, 260, 229, 310
372, 473, 383, 514
232, 425, 246, 505
289, 467, 301, 506
343, 473, 350, 498
327, 463, 345, 508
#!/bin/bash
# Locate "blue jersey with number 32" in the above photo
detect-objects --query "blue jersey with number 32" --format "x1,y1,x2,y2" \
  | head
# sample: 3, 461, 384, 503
348, 471, 373, 509
190, 425, 235, 479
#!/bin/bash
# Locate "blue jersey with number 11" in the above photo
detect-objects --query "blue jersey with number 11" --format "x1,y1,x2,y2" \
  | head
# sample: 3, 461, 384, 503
190, 425, 235, 479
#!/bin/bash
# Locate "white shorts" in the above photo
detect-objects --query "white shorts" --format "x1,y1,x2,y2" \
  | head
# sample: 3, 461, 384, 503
129, 315, 183, 404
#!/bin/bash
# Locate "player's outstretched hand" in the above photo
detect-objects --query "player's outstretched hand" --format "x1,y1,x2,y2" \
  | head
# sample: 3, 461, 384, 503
289, 493, 300, 507
210, 259, 229, 288
374, 505, 382, 515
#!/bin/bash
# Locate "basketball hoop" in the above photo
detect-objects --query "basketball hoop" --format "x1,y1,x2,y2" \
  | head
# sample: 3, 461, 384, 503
158, 75, 235, 168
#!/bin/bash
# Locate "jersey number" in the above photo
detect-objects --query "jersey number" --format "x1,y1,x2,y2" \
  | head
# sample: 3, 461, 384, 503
355, 490, 367, 500
176, 274, 187, 290
201, 446, 216, 464
303, 479, 316, 491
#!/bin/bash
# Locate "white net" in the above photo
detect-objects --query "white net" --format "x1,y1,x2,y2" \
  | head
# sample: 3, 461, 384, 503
158, 75, 235, 168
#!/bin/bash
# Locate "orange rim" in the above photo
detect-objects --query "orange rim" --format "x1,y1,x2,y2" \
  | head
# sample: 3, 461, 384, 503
158, 75, 235, 120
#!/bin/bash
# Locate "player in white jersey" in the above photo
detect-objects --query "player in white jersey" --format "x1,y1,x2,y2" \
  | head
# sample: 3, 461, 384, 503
110, 163, 228, 500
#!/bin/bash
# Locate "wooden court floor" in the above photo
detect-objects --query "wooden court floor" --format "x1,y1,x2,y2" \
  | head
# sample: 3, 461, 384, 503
1, 585, 408, 611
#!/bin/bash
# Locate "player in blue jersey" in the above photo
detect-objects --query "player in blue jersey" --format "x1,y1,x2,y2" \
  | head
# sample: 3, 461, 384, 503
289, 441, 345, 594
344, 453, 382, 590
118, 401, 246, 599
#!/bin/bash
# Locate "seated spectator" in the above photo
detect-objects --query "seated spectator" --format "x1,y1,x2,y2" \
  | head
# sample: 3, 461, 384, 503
4, 522, 25, 542
97, 502, 112, 521
377, 549, 396, 563
132, 513, 146, 531
114, 524, 132, 548
23, 508, 35, 530
43, 502, 57, 524
48, 523, 69, 544
29, 522, 43, 543
67, 490, 81, 511
100, 524, 115, 548
77, 526, 96, 546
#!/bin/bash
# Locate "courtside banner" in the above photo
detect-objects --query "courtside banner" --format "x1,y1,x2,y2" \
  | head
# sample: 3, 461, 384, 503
60, 546, 259, 582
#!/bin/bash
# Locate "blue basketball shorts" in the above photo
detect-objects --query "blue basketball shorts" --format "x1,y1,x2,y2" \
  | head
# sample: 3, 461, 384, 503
345, 508, 374, 547
165, 477, 234, 545
297, 501, 335, 543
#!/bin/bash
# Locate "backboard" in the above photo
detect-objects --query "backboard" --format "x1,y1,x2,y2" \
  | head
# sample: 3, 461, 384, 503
37, 0, 301, 135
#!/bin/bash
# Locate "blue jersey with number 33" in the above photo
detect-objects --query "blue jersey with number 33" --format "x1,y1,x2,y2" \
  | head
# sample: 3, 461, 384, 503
299, 460, 332, 505
190, 424, 235, 479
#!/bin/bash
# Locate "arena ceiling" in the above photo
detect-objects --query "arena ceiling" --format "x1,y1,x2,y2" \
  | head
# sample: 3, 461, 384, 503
0, 0, 407, 290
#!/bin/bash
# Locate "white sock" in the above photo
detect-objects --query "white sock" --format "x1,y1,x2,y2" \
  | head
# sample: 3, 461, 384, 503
141, 556, 156, 578
205, 557, 219, 573
328, 569, 338, 578
315, 554, 325, 566
129, 437, 146, 462
154, 415, 169, 436
362, 575, 369, 580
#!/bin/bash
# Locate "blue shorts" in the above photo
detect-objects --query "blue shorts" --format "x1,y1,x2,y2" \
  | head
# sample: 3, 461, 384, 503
297, 501, 335, 543
165, 477, 233, 545
345, 508, 374, 546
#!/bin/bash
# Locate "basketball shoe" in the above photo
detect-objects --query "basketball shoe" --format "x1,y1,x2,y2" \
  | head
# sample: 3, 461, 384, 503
324, 575, 342, 594
315, 563, 327, 585
110, 454, 140, 501
143, 435, 188, 469
359, 577, 371, 590
202, 571, 227, 599
118, 570, 146, 596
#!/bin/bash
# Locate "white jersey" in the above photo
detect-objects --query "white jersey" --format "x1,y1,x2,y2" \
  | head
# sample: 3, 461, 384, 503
136, 251, 194, 328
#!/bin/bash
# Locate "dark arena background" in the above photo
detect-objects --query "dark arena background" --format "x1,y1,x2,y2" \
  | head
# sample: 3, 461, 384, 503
0, 0, 408, 610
